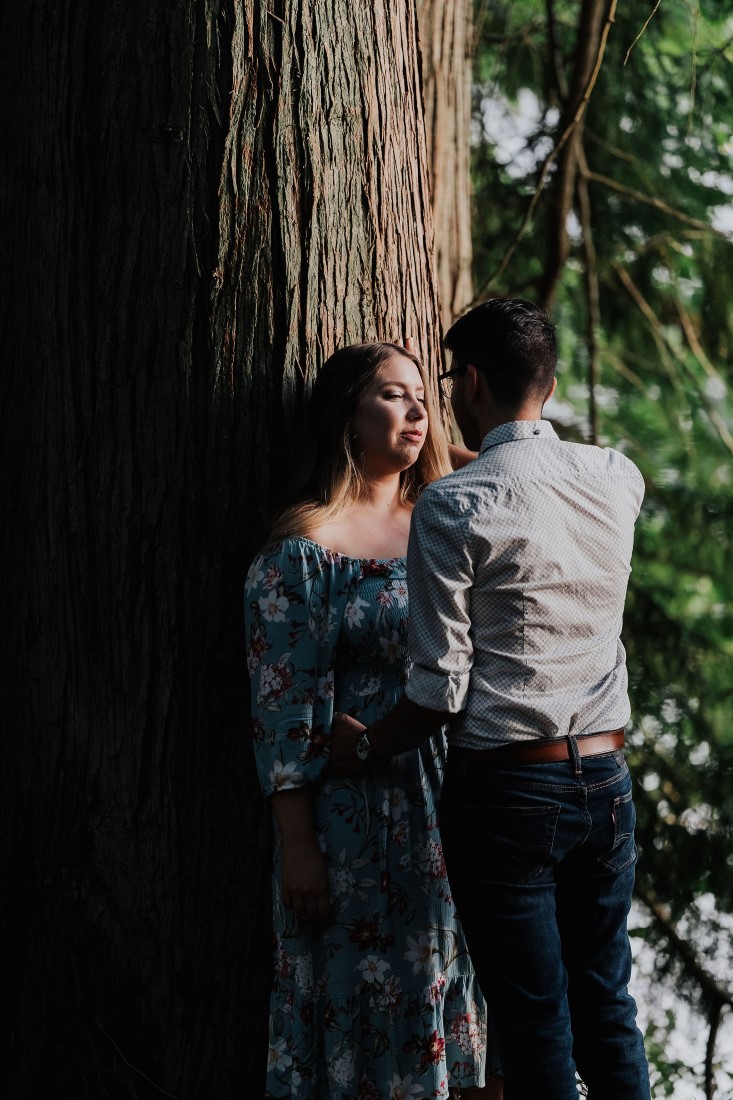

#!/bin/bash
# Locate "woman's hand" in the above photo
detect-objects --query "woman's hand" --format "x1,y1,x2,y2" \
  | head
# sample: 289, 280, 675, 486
271, 787, 332, 924
280, 835, 332, 923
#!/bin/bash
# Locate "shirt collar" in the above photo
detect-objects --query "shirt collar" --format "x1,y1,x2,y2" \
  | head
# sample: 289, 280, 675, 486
478, 419, 558, 455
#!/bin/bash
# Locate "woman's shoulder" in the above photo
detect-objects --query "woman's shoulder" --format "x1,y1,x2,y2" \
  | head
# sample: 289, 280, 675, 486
245, 536, 353, 610
305, 523, 349, 557
249, 534, 350, 572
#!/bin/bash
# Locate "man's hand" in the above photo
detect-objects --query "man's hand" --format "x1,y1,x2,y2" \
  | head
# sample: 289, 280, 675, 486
329, 711, 368, 777
280, 836, 332, 924
448, 441, 478, 469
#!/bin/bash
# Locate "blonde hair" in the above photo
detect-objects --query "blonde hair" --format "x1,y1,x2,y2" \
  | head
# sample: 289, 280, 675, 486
269, 342, 451, 541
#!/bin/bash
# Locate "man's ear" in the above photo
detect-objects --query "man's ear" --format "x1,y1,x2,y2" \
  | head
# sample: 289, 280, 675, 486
541, 376, 559, 407
465, 363, 481, 401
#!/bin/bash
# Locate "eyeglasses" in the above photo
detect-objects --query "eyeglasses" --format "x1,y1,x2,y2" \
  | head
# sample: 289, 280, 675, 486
437, 364, 467, 397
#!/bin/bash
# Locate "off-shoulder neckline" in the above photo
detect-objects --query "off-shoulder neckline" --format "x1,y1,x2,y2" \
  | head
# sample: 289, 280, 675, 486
288, 535, 407, 565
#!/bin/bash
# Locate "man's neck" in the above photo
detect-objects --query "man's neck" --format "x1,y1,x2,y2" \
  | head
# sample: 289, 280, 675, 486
476, 402, 544, 439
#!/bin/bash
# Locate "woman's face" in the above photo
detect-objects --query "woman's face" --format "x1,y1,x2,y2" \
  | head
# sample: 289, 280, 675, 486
351, 355, 428, 478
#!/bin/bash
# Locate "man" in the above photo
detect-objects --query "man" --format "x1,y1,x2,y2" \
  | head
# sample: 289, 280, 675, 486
331, 298, 650, 1099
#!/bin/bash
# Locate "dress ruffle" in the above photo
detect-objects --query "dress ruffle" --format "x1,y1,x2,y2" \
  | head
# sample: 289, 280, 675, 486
265, 972, 499, 1099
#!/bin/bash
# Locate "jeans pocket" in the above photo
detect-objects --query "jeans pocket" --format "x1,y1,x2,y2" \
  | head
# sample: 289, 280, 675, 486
600, 788, 637, 872
475, 802, 561, 884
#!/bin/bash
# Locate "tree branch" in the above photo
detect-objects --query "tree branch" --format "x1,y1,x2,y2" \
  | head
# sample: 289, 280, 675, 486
687, 1, 700, 137
674, 295, 721, 382
613, 261, 733, 456
538, 0, 610, 308
584, 170, 731, 238
545, 0, 569, 102
634, 880, 733, 1012
623, 0, 661, 66
585, 127, 638, 164
468, 0, 618, 306
704, 1001, 724, 1100
636, 875, 732, 1100
576, 144, 600, 443
604, 350, 646, 392
611, 263, 685, 393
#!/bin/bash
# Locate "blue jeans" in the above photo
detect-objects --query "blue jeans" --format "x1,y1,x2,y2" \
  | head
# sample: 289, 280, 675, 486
440, 742, 650, 1100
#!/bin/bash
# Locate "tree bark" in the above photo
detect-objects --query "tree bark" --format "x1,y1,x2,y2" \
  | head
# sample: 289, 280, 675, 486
0, 2, 441, 1096
417, 0, 474, 327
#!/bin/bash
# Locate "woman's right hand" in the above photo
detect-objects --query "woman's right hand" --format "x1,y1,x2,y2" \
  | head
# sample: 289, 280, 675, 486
271, 787, 333, 924
280, 836, 332, 923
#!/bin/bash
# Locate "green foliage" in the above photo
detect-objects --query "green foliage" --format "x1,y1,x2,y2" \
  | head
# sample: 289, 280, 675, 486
643, 1008, 694, 1098
472, 0, 733, 1091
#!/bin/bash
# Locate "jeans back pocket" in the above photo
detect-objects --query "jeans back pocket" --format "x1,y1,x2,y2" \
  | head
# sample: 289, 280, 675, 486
474, 802, 561, 884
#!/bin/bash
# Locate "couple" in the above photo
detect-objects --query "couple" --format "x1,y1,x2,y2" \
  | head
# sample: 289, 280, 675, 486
245, 298, 651, 1099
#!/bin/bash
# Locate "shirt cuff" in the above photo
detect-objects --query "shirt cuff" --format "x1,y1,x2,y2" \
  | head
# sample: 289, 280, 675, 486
406, 664, 469, 713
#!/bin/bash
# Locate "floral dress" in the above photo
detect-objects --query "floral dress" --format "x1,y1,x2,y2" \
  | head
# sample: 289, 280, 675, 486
245, 537, 496, 1099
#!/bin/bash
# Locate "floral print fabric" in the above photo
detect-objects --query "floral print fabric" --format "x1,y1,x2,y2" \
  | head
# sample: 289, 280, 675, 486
245, 538, 495, 1099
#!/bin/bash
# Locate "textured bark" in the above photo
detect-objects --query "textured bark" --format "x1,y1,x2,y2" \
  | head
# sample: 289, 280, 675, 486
0, 2, 440, 1097
417, 0, 474, 327
212, 1, 442, 464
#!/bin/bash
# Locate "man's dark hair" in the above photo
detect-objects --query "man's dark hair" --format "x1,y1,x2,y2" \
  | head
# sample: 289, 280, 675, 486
444, 297, 557, 408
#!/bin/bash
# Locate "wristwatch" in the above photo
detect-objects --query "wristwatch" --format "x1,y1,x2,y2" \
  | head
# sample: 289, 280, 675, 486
355, 729, 374, 762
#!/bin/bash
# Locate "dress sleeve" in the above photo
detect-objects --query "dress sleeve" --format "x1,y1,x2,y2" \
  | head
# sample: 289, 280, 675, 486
244, 541, 338, 797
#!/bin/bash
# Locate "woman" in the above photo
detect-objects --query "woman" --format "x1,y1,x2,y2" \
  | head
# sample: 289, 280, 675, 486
245, 342, 501, 1099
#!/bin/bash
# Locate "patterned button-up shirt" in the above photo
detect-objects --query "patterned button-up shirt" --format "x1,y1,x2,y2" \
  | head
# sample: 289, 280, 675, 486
405, 420, 645, 749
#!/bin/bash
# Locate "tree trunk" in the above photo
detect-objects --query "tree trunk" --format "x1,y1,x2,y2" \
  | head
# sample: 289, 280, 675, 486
417, 0, 474, 327
1, 2, 441, 1097
213, 1, 443, 456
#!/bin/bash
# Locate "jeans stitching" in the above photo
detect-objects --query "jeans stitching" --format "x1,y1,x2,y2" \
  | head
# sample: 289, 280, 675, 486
599, 789, 637, 871
476, 770, 630, 795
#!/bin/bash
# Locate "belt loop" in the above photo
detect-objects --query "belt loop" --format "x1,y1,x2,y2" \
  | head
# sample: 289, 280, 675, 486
567, 734, 582, 776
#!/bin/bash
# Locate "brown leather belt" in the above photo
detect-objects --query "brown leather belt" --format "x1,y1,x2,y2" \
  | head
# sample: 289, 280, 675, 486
455, 729, 625, 769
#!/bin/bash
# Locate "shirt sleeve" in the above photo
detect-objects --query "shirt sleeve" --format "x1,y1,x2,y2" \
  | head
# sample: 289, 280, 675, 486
244, 542, 337, 797
405, 484, 474, 713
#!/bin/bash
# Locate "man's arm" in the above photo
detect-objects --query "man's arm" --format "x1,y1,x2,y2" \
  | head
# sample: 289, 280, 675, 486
329, 695, 449, 776
330, 484, 475, 776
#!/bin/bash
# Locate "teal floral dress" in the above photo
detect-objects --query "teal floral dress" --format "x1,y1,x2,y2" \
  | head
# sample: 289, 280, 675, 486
245, 537, 496, 1099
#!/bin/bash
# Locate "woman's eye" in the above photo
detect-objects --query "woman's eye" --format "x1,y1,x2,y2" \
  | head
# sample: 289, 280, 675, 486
382, 390, 425, 403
